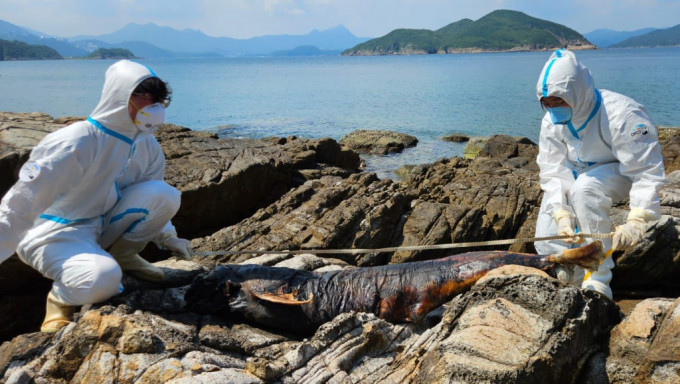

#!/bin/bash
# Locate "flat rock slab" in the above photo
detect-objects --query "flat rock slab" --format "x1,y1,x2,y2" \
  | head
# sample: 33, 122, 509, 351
340, 129, 418, 155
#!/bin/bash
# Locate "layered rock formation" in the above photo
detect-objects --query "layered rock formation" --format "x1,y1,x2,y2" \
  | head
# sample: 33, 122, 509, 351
1, 112, 680, 383
0, 262, 622, 384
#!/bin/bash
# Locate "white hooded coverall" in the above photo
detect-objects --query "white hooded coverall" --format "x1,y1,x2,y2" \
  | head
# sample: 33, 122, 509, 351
534, 49, 666, 299
0, 60, 181, 305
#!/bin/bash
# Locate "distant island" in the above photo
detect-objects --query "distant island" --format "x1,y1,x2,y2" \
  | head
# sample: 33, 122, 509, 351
85, 48, 137, 59
342, 10, 595, 56
611, 24, 680, 48
0, 39, 137, 60
0, 38, 62, 60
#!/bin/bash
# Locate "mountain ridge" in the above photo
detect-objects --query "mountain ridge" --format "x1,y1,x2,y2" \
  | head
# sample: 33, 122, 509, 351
611, 24, 680, 48
0, 19, 87, 57
0, 20, 371, 58
584, 28, 658, 48
69, 22, 369, 57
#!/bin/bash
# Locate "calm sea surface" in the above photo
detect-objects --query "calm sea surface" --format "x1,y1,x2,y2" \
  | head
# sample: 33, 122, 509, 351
1, 47, 679, 178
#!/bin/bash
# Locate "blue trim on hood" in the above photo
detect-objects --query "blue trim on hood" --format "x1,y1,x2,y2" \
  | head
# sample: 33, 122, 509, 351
541, 49, 563, 98
87, 117, 133, 145
566, 89, 602, 140
131, 60, 157, 77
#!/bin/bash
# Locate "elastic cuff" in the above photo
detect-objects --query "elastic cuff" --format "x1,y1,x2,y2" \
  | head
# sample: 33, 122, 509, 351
628, 207, 659, 223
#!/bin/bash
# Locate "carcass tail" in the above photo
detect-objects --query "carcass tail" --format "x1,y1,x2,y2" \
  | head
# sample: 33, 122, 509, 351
545, 241, 605, 271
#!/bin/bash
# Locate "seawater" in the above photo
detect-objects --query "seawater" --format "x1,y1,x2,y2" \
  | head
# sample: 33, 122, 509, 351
1, 47, 679, 179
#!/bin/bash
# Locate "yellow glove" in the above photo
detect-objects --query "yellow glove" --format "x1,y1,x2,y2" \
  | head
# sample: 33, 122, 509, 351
161, 233, 193, 260
612, 208, 657, 251
554, 209, 583, 244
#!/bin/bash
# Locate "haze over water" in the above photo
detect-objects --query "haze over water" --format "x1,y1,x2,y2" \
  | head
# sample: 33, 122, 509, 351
1, 47, 679, 178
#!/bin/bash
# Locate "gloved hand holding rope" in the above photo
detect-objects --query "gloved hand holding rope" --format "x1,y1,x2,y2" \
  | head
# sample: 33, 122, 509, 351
612, 208, 657, 251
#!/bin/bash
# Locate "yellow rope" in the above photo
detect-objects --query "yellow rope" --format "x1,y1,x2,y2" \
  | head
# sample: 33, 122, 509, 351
191, 232, 614, 257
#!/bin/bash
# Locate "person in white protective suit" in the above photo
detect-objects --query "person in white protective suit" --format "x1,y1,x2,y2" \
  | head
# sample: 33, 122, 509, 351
0, 60, 193, 332
533, 49, 667, 300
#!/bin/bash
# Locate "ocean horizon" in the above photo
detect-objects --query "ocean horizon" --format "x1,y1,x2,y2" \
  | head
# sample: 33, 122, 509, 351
1, 47, 679, 178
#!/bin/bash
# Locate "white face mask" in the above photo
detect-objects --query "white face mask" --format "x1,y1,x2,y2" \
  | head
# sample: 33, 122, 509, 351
133, 103, 165, 133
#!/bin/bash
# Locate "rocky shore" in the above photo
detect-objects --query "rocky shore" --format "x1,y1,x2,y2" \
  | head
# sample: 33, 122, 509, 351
1, 111, 680, 383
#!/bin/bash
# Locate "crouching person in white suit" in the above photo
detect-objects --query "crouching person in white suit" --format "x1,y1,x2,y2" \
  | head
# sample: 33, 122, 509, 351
533, 49, 667, 300
0, 60, 192, 332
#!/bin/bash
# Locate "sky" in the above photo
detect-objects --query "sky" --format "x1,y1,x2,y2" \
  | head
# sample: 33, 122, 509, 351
1, 0, 679, 39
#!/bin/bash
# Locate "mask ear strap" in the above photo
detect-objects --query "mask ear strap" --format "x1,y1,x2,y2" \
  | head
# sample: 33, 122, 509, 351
130, 99, 151, 120
129, 98, 141, 112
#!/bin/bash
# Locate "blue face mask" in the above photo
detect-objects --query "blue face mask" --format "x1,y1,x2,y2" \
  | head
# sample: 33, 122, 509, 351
547, 107, 573, 124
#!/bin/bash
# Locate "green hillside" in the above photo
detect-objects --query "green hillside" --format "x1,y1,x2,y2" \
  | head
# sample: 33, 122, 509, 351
0, 39, 62, 60
345, 29, 442, 54
343, 10, 595, 55
611, 24, 680, 48
85, 48, 137, 59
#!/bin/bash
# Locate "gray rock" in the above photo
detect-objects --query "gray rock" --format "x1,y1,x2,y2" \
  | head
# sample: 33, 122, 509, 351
463, 134, 536, 160
193, 172, 412, 266
666, 170, 680, 185
441, 133, 469, 143
660, 127, 680, 174
339, 129, 418, 155
158, 125, 360, 240
604, 298, 680, 384
412, 273, 619, 384
613, 215, 680, 289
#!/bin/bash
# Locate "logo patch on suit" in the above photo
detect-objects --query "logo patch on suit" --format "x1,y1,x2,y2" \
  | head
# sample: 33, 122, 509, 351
631, 123, 649, 137
19, 162, 41, 181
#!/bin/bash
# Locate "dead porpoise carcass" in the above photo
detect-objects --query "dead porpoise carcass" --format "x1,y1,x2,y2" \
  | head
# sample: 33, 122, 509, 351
185, 241, 604, 334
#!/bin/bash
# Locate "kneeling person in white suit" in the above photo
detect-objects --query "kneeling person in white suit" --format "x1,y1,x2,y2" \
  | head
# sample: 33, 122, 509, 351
0, 60, 192, 332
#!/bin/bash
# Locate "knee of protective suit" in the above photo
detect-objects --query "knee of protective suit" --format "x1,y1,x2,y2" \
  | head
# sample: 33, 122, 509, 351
53, 256, 123, 305
569, 184, 613, 236
138, 180, 181, 220
569, 183, 610, 211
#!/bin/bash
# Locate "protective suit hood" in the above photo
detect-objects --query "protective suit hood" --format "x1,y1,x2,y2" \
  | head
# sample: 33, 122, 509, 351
89, 60, 157, 140
536, 49, 597, 126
